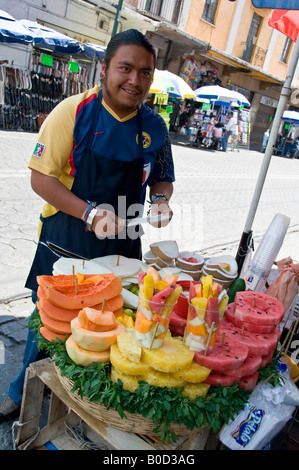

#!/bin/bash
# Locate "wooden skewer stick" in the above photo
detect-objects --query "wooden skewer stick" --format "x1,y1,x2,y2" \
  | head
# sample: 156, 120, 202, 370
205, 322, 215, 356
252, 298, 256, 308
102, 298, 106, 313
276, 315, 299, 358
261, 372, 274, 385
149, 322, 160, 350
241, 325, 245, 335
284, 316, 299, 356
72, 265, 75, 284
116, 255, 120, 266
82, 260, 85, 269
75, 278, 78, 295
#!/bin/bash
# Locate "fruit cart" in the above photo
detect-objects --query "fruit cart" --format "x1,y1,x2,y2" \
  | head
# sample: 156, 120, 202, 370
14, 245, 299, 450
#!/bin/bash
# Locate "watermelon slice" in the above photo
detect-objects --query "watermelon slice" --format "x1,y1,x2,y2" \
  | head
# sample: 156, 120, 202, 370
205, 296, 220, 327
149, 284, 176, 313
234, 291, 284, 326
219, 318, 279, 356
173, 302, 188, 319
204, 372, 240, 387
194, 337, 249, 372
260, 349, 275, 368
223, 354, 262, 379
169, 310, 186, 337
239, 371, 259, 391
225, 303, 277, 334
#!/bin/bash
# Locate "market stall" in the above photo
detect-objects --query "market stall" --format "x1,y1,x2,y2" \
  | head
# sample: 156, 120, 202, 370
192, 85, 251, 150
273, 110, 299, 157
0, 12, 104, 132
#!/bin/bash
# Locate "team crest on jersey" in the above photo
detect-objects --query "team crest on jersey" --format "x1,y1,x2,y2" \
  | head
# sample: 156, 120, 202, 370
33, 142, 46, 158
142, 162, 151, 185
136, 132, 151, 148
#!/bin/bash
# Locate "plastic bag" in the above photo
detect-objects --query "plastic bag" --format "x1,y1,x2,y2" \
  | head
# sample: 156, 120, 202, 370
265, 257, 299, 312
219, 366, 298, 450
179, 126, 187, 135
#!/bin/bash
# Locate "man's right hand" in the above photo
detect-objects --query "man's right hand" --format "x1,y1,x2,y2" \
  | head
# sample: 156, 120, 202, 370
92, 208, 126, 239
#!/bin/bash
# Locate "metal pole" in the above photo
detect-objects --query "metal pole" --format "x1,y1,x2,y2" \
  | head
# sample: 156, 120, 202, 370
111, 0, 123, 38
236, 32, 299, 274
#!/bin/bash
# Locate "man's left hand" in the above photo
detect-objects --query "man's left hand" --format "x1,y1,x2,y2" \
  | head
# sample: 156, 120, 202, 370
150, 200, 173, 227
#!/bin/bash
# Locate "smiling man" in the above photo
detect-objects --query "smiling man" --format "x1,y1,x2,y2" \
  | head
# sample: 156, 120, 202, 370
0, 29, 175, 419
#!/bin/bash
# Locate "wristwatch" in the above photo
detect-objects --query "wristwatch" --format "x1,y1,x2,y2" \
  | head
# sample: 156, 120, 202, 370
151, 194, 169, 203
85, 206, 99, 232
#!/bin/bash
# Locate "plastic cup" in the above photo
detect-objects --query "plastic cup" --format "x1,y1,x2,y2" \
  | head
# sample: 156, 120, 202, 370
134, 295, 176, 349
184, 300, 219, 353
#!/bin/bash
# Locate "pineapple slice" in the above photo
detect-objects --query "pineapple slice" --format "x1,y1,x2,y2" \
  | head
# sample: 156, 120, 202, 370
110, 344, 152, 376
141, 336, 194, 373
110, 366, 142, 393
173, 361, 211, 383
181, 382, 210, 400
117, 330, 142, 363
144, 369, 185, 389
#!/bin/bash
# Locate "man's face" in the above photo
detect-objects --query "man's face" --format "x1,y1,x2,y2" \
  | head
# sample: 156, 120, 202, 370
101, 44, 155, 117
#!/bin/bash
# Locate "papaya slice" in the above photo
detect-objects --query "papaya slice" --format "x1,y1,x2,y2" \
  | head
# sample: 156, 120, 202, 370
37, 298, 79, 323
78, 308, 117, 332
39, 309, 72, 334
44, 275, 122, 310
134, 310, 155, 333
37, 273, 107, 290
40, 326, 66, 343
37, 290, 123, 323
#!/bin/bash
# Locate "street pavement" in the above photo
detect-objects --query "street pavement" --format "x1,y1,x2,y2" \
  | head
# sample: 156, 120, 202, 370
0, 129, 299, 450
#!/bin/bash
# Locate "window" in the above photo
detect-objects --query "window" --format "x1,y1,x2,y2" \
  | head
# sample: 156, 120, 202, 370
242, 13, 262, 62
281, 37, 292, 64
201, 0, 219, 25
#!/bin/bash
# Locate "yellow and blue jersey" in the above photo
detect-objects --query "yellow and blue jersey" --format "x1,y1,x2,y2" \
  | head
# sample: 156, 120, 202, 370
29, 85, 174, 224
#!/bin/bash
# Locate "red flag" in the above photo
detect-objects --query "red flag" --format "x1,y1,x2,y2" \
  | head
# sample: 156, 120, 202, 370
269, 9, 299, 42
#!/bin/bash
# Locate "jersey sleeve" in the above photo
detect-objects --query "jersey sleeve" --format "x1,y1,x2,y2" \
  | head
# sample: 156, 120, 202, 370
28, 96, 77, 179
148, 130, 175, 186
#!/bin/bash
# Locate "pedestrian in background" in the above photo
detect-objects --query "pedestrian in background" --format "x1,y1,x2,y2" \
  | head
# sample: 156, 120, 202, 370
222, 111, 236, 152
212, 122, 223, 150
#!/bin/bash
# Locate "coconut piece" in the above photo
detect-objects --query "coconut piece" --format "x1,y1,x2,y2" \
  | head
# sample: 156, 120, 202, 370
94, 255, 140, 278
155, 257, 174, 268
176, 251, 204, 272
143, 250, 159, 265
149, 241, 179, 261
53, 257, 111, 276
204, 255, 238, 276
180, 269, 202, 281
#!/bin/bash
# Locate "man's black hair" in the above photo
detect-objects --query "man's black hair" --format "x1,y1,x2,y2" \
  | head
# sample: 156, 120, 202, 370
104, 29, 156, 69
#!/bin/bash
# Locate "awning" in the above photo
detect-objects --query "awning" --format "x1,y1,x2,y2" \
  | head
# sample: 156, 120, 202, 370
147, 22, 210, 59
202, 46, 284, 85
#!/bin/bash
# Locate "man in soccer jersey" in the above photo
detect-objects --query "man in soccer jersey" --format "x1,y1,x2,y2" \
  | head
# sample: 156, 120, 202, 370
0, 30, 175, 418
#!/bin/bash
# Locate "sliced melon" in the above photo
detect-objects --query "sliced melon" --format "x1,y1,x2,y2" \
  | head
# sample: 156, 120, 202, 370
66, 335, 110, 366
71, 316, 125, 352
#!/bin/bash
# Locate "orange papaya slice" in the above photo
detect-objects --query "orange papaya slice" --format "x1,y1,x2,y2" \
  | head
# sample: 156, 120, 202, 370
37, 288, 123, 322
39, 309, 72, 335
40, 326, 66, 343
37, 273, 106, 290
44, 275, 122, 310
77, 308, 117, 332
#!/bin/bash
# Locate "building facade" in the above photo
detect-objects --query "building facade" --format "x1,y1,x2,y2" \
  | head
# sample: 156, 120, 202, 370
1, 0, 298, 146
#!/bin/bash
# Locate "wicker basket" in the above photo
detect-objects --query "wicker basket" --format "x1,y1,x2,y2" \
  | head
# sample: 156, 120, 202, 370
54, 364, 191, 436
